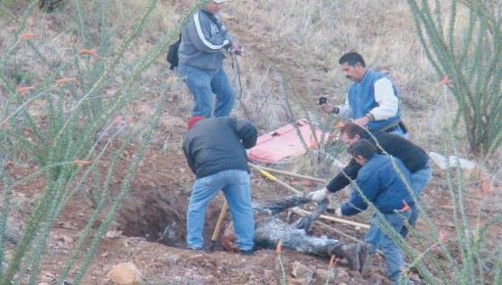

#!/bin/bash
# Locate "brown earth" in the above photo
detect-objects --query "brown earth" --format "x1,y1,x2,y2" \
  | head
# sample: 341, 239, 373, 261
8, 131, 496, 285
4, 75, 500, 284
18, 141, 395, 285
2, 1, 501, 285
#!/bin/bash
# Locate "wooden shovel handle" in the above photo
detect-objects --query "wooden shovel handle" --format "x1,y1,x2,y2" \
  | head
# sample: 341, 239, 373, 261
211, 200, 228, 242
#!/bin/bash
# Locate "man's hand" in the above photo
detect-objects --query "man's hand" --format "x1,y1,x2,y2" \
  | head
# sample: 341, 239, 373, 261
308, 187, 330, 203
319, 96, 327, 105
321, 103, 340, 115
334, 207, 343, 217
230, 42, 243, 56
354, 116, 370, 126
334, 121, 345, 130
321, 103, 333, 114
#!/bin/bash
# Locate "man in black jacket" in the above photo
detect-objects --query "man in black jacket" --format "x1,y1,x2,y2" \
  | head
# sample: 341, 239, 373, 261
183, 116, 257, 254
308, 122, 431, 237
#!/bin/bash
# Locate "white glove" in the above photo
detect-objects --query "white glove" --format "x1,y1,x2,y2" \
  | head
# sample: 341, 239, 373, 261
309, 187, 330, 203
334, 207, 343, 217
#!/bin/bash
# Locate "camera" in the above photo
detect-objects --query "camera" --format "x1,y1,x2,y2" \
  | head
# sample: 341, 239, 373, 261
318, 96, 327, 105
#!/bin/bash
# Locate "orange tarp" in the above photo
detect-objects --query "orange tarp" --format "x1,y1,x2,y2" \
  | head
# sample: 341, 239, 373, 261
248, 119, 328, 164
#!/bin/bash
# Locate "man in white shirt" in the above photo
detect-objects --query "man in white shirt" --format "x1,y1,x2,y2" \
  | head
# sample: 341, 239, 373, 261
322, 52, 406, 137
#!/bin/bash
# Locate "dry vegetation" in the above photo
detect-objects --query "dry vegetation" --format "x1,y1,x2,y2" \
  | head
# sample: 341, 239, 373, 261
0, 0, 500, 284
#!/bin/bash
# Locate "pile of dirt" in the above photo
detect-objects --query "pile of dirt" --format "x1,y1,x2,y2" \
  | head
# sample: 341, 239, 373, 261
82, 236, 390, 285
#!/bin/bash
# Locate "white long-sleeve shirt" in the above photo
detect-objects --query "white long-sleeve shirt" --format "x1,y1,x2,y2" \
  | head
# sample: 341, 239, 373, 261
336, 77, 399, 121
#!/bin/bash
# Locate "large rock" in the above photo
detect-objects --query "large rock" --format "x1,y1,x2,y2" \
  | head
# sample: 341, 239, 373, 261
429, 152, 476, 170
429, 152, 477, 179
106, 262, 143, 285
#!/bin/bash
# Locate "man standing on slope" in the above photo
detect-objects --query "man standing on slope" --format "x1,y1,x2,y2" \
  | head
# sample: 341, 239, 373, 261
178, 0, 242, 119
182, 116, 257, 255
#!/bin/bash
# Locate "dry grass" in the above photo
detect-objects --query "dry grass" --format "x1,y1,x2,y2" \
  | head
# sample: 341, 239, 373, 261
0, 0, 497, 201
0, 0, 500, 283
225, 0, 444, 145
1, 0, 478, 152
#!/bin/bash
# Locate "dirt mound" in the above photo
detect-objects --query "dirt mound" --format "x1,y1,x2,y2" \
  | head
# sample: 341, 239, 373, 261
84, 236, 383, 285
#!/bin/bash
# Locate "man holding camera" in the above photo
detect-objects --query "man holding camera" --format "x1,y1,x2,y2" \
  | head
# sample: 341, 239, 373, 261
321, 52, 407, 137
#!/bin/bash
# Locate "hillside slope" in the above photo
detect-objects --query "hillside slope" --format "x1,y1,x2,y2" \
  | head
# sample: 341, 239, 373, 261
0, 1, 500, 284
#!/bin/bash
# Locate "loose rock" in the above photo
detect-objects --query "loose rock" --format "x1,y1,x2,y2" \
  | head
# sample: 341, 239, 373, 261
106, 262, 143, 285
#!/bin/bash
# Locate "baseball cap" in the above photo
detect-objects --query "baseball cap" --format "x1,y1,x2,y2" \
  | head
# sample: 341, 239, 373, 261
187, 116, 206, 130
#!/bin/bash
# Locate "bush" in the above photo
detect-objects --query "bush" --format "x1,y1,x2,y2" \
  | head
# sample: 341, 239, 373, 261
407, 0, 501, 157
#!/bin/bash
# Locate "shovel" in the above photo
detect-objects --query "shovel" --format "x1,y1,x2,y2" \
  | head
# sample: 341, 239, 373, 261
208, 200, 228, 251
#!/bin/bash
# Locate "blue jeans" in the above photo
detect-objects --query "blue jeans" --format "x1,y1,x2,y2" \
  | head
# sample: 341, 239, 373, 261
401, 166, 432, 238
388, 127, 408, 139
365, 211, 412, 285
178, 65, 234, 118
186, 169, 254, 251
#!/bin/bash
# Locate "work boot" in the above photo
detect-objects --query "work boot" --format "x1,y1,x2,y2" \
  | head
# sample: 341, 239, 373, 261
329, 243, 362, 272
358, 243, 370, 274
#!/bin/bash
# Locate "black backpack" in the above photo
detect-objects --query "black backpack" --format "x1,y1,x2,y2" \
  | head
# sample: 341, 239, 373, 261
166, 34, 181, 70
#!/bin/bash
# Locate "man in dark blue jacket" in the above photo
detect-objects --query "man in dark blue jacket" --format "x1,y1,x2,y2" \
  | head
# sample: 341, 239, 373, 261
309, 122, 431, 237
182, 116, 257, 254
334, 139, 413, 285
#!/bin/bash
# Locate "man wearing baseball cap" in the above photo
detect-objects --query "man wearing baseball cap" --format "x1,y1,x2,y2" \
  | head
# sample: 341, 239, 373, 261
183, 116, 257, 255
178, 0, 242, 119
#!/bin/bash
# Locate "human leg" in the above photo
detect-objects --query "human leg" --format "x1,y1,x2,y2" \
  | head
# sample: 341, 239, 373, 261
400, 204, 417, 238
211, 68, 234, 117
388, 128, 408, 139
329, 243, 369, 272
410, 167, 432, 197
401, 166, 432, 237
221, 169, 254, 251
253, 195, 311, 216
362, 213, 382, 275
255, 216, 367, 270
179, 65, 214, 118
364, 213, 382, 255
381, 212, 411, 285
186, 172, 226, 249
